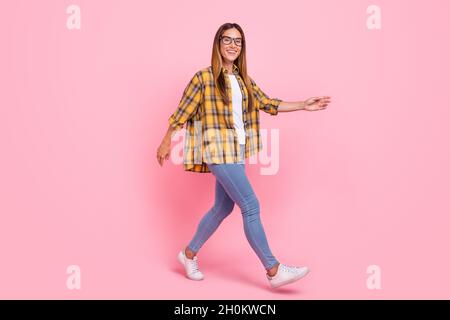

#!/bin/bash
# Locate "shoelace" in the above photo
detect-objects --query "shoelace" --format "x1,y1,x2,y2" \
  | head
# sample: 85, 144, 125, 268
282, 265, 301, 273
186, 258, 200, 274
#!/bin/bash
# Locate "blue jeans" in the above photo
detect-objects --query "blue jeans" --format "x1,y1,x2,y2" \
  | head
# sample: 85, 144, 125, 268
188, 144, 279, 270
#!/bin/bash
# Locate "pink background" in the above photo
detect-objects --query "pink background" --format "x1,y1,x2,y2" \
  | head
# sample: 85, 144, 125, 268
1, 0, 449, 299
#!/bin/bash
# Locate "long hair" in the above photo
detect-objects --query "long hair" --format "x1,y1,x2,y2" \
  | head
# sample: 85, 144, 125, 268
211, 23, 255, 112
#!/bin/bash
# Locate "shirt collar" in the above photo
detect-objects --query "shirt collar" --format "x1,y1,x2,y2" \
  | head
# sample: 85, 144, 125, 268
222, 64, 240, 75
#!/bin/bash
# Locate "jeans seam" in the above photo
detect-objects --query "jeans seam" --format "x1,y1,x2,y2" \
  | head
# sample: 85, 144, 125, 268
218, 164, 271, 268
198, 184, 228, 246
190, 179, 230, 252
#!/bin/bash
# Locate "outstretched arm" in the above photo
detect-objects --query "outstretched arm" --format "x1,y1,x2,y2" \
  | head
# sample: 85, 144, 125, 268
278, 96, 331, 112
277, 101, 306, 112
250, 76, 331, 114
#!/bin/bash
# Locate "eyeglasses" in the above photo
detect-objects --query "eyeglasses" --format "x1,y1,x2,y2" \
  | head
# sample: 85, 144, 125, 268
219, 36, 243, 47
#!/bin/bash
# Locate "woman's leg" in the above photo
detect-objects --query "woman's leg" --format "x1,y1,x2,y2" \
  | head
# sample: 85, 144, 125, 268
187, 177, 235, 254
207, 163, 279, 271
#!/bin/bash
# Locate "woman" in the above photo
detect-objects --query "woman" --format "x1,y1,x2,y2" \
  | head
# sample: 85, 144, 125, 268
157, 22, 331, 289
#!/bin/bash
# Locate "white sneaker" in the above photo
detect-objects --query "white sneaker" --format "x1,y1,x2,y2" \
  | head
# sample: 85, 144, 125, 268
267, 264, 309, 288
178, 249, 204, 281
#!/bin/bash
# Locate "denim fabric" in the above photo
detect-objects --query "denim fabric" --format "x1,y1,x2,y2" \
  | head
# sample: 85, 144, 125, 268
236, 143, 245, 164
188, 145, 279, 270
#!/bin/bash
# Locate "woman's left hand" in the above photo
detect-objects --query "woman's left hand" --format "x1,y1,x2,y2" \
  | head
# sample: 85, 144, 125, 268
304, 96, 331, 111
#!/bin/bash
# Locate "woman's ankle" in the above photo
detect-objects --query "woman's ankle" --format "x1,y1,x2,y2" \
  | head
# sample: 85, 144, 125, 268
266, 263, 280, 277
185, 246, 196, 259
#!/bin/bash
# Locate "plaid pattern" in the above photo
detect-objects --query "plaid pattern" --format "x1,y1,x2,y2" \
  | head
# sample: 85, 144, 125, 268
168, 64, 281, 173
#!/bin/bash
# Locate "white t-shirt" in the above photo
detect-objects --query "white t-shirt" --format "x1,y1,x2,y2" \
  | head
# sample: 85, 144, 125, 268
227, 74, 246, 145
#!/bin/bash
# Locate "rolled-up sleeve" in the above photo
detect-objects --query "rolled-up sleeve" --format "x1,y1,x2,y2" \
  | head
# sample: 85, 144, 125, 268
168, 72, 203, 131
250, 76, 282, 116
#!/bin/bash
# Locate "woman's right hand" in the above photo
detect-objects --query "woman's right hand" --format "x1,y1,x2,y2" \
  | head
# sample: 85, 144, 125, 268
156, 140, 171, 167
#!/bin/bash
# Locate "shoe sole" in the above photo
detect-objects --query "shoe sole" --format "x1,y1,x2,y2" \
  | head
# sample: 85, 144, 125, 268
270, 268, 310, 288
178, 251, 204, 281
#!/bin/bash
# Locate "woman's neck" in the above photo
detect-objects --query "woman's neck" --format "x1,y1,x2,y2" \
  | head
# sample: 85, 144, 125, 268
222, 61, 233, 74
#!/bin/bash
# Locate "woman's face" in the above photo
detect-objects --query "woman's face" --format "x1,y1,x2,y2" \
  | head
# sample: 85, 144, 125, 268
219, 28, 242, 64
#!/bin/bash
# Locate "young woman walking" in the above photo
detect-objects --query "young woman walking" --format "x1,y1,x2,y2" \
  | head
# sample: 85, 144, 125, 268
157, 22, 331, 288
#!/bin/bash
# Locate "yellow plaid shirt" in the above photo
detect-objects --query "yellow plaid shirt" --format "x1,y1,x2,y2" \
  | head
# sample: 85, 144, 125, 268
168, 64, 281, 173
